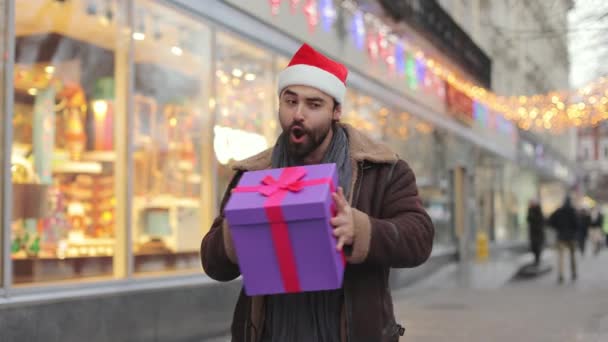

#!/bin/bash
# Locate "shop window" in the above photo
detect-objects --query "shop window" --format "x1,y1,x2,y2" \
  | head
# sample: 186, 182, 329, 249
131, 0, 212, 275
11, 0, 126, 285
342, 89, 453, 248
275, 56, 289, 118
340, 90, 384, 141
579, 138, 592, 161
214, 33, 276, 206
600, 139, 608, 161
0, 0, 6, 289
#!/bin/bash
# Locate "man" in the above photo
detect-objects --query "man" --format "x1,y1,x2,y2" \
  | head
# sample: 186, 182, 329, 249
201, 43, 434, 342
589, 206, 604, 256
526, 199, 545, 266
548, 196, 580, 284
577, 207, 591, 256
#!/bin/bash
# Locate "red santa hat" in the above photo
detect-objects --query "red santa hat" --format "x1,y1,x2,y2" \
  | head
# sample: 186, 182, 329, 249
278, 43, 348, 104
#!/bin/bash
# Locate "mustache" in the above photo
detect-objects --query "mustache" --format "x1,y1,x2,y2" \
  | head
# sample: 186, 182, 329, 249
287, 122, 310, 134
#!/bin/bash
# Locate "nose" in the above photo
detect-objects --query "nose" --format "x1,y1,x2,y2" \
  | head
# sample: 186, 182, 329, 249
293, 103, 305, 122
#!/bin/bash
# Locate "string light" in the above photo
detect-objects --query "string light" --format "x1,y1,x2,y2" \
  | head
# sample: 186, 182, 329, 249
355, 2, 608, 130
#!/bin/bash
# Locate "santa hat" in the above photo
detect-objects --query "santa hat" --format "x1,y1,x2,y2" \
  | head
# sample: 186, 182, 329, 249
278, 43, 348, 104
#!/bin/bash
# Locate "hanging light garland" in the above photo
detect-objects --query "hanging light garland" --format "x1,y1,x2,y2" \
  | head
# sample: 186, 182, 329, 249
268, 0, 608, 133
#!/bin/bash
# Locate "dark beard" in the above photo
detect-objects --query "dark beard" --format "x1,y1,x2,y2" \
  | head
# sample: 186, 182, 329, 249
286, 121, 332, 160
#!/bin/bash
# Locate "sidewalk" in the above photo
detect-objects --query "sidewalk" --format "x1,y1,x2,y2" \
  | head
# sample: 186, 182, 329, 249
392, 248, 608, 342
403, 250, 531, 292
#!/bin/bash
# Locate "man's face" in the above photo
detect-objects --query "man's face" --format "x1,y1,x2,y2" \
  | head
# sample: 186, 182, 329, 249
278, 85, 341, 159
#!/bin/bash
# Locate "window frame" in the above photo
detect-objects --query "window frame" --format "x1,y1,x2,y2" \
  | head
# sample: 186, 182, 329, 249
600, 138, 608, 161
1, 0, 15, 293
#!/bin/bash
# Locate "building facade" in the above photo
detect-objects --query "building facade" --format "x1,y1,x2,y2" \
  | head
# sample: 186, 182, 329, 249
437, 0, 577, 214
0, 0, 576, 340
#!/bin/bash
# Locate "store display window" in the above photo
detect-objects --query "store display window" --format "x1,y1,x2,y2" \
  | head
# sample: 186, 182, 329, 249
341, 89, 384, 141
11, 0, 125, 284
130, 0, 212, 275
0, 0, 7, 289
214, 33, 276, 205
341, 88, 454, 247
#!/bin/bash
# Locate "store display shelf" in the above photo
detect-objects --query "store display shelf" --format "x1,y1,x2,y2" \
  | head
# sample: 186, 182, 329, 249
11, 251, 200, 284
82, 151, 117, 162
52, 161, 103, 174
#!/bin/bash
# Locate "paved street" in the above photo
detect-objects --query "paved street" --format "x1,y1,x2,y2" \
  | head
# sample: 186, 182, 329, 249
392, 248, 608, 342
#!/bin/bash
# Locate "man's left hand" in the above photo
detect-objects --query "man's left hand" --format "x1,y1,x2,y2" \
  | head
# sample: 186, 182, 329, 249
331, 187, 355, 251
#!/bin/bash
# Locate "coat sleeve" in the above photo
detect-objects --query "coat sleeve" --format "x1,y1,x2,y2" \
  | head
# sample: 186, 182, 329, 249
200, 171, 243, 282
347, 160, 435, 268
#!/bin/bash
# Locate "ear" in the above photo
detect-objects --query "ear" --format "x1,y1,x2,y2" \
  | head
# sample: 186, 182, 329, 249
332, 104, 342, 121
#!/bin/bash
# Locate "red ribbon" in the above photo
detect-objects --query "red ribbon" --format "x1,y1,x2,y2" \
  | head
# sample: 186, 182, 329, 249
232, 166, 336, 293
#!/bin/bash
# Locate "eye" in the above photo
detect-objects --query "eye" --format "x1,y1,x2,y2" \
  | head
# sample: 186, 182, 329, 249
310, 103, 321, 109
285, 99, 297, 105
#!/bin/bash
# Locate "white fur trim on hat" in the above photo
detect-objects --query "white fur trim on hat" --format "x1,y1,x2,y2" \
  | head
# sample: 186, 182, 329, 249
278, 64, 346, 104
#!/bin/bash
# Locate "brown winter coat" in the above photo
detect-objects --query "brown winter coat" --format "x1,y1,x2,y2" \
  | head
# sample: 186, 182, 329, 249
201, 124, 435, 342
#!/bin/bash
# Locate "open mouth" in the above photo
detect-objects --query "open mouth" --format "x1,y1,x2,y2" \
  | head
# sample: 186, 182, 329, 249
290, 126, 306, 143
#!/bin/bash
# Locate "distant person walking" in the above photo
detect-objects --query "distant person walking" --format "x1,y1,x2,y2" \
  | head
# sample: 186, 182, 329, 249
578, 208, 591, 256
589, 207, 604, 256
604, 208, 608, 247
548, 196, 580, 284
526, 199, 545, 266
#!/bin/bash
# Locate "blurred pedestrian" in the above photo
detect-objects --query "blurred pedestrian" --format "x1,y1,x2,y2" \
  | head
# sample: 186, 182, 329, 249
589, 206, 604, 256
548, 196, 580, 284
526, 199, 545, 266
578, 208, 591, 256
604, 207, 608, 247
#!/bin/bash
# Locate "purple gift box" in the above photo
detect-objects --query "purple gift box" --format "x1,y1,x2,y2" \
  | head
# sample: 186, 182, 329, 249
224, 163, 345, 296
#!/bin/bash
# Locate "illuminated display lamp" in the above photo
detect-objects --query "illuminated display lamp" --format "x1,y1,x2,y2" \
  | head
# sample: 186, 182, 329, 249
351, 11, 365, 50
394, 41, 405, 75
213, 126, 269, 165
303, 0, 319, 32
133, 9, 146, 41
290, 0, 301, 14
320, 0, 336, 32
366, 32, 379, 62
269, 0, 282, 15
405, 54, 417, 90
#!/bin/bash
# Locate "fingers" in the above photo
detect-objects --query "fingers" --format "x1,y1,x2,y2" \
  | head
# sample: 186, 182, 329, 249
334, 233, 354, 251
336, 236, 346, 251
330, 215, 348, 227
332, 187, 348, 213
332, 226, 354, 251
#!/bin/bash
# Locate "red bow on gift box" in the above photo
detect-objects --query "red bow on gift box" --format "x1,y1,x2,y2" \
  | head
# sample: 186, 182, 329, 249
233, 166, 333, 197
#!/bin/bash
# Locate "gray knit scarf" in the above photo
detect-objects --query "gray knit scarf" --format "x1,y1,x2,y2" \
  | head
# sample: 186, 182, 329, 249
262, 124, 351, 342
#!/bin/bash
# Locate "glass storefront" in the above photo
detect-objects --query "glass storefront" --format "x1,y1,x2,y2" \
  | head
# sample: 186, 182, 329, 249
0, 0, 8, 289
